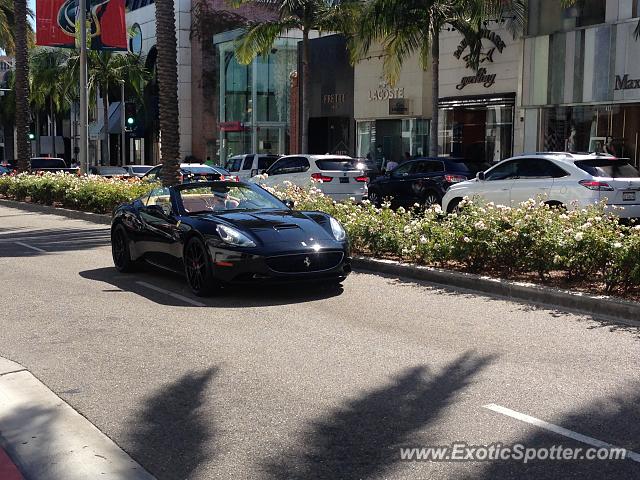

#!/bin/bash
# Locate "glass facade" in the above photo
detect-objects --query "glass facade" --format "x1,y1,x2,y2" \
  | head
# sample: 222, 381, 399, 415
356, 119, 429, 167
217, 35, 298, 163
439, 98, 514, 164
539, 104, 640, 166
527, 0, 606, 36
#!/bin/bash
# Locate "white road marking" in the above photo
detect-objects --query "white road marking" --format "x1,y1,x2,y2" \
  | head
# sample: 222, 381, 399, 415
135, 281, 206, 307
14, 241, 47, 253
484, 403, 640, 462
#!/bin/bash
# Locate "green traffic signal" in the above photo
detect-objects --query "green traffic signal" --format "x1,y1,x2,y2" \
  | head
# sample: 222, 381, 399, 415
127, 117, 135, 125
28, 133, 35, 140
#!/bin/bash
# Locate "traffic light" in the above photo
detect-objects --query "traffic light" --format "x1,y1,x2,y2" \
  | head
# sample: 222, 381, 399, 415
28, 123, 35, 140
125, 102, 136, 130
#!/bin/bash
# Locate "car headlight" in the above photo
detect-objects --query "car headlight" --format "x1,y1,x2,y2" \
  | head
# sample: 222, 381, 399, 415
329, 217, 347, 241
215, 224, 256, 247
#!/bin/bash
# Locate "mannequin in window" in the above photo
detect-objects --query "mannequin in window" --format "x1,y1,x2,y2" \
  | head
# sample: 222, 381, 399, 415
603, 136, 617, 156
565, 127, 577, 152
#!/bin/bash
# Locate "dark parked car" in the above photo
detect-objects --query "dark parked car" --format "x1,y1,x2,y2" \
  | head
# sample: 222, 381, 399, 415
351, 157, 380, 181
367, 157, 491, 208
111, 181, 351, 296
30, 157, 79, 174
142, 163, 234, 183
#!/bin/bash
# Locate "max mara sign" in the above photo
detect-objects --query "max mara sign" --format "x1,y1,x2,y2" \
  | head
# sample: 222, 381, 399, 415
614, 74, 640, 91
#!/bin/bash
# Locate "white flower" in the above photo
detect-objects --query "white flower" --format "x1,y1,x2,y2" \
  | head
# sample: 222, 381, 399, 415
633, 225, 640, 231
613, 242, 623, 249
420, 235, 428, 244
463, 236, 471, 243
404, 225, 412, 234
574, 232, 584, 241
397, 207, 406, 214
474, 220, 486, 230
581, 222, 592, 230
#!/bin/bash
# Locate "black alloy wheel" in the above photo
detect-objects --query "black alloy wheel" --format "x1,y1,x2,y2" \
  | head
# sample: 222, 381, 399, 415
112, 224, 138, 272
423, 191, 441, 208
184, 237, 217, 297
368, 190, 381, 207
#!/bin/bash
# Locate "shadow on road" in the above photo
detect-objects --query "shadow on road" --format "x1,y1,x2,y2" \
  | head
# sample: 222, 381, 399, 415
466, 385, 640, 479
0, 227, 110, 257
126, 367, 219, 480
80, 266, 345, 308
263, 352, 494, 480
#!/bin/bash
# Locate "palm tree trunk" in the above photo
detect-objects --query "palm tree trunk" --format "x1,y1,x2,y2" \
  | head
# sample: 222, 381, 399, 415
301, 29, 310, 154
14, 0, 29, 171
50, 97, 56, 158
429, 34, 440, 158
155, 0, 181, 186
102, 88, 110, 165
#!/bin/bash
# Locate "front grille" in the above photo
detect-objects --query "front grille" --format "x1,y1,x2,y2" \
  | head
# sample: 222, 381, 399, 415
266, 251, 344, 273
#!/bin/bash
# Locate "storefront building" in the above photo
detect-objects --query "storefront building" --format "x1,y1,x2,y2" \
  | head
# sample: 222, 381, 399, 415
522, 0, 640, 166
214, 29, 299, 163
354, 47, 433, 168
302, 35, 355, 156
438, 23, 524, 163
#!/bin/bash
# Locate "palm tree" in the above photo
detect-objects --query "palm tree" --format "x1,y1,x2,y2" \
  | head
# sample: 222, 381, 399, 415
155, 0, 181, 186
29, 49, 70, 157
6, 0, 32, 171
233, 0, 359, 154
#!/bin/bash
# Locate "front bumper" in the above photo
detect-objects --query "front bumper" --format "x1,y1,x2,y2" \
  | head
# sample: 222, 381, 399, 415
206, 245, 352, 284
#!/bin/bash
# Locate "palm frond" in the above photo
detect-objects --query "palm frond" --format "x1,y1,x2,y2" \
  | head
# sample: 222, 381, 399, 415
234, 19, 299, 64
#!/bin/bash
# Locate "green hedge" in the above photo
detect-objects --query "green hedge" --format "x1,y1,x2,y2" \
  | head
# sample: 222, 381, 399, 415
1, 173, 639, 294
0, 172, 154, 214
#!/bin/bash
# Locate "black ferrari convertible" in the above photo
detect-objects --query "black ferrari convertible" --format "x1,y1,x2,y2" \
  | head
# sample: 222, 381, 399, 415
110, 181, 352, 296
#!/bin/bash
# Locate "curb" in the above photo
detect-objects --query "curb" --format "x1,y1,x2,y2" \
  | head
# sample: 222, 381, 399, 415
0, 199, 112, 225
0, 357, 155, 480
352, 257, 640, 326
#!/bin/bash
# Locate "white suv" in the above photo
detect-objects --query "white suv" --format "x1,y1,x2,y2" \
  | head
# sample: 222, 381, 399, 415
442, 153, 640, 218
251, 154, 368, 201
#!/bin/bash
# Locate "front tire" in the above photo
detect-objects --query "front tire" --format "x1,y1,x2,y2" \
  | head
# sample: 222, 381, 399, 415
368, 190, 381, 207
447, 198, 463, 214
184, 237, 218, 297
111, 224, 139, 273
422, 190, 441, 208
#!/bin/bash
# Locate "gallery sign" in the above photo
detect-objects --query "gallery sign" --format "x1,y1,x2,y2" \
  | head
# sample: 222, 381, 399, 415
456, 68, 497, 90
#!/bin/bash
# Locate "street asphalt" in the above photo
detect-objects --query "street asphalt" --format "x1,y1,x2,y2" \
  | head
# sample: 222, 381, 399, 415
0, 203, 639, 479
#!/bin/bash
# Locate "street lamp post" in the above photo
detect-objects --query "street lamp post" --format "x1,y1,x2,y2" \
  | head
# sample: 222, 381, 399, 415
79, 0, 89, 173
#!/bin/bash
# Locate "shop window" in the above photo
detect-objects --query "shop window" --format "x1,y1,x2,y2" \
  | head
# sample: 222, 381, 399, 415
527, 0, 605, 36
634, 0, 640, 18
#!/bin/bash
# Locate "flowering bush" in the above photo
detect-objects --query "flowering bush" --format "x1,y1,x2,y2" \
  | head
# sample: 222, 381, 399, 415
265, 183, 640, 295
0, 172, 154, 214
2, 173, 639, 295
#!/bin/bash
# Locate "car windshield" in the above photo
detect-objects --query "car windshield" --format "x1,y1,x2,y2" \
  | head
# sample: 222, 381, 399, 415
315, 159, 355, 171
130, 166, 153, 174
446, 158, 492, 175
178, 183, 285, 214
183, 166, 223, 175
574, 159, 640, 178
98, 167, 128, 175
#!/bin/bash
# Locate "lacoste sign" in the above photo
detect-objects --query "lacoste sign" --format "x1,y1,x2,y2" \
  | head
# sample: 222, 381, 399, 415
615, 74, 640, 90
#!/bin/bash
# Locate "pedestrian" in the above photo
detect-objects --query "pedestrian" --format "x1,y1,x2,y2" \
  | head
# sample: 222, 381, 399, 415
385, 158, 399, 172
403, 151, 411, 163
603, 136, 617, 156
205, 156, 214, 166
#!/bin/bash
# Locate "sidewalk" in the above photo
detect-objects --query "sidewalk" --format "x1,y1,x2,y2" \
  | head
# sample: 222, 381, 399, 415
0, 357, 155, 480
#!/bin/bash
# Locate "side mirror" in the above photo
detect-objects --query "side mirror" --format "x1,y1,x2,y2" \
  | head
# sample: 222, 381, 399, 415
476, 171, 486, 181
284, 199, 295, 209
251, 169, 258, 177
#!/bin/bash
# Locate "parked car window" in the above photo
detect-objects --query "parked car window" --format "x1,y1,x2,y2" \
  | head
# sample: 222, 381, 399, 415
445, 158, 491, 175
485, 160, 518, 181
224, 156, 243, 172
514, 159, 567, 178
268, 157, 310, 175
575, 159, 640, 178
30, 158, 66, 169
129, 166, 153, 175
414, 161, 445, 174
391, 162, 414, 177
242, 155, 254, 170
315, 159, 355, 171
145, 166, 162, 180
257, 155, 279, 170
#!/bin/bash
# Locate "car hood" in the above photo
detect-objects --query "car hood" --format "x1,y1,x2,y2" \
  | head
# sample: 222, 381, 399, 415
194, 210, 336, 245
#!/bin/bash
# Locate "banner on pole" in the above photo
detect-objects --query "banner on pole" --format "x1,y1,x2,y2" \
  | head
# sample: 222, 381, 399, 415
36, 0, 128, 51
